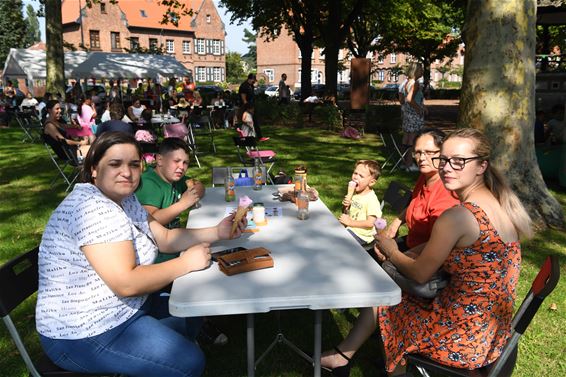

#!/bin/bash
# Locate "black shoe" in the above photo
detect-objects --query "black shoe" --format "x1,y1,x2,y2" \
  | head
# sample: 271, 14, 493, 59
197, 321, 228, 346
329, 346, 352, 377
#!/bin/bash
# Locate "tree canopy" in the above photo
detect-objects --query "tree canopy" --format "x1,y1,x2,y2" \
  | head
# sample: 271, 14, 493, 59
226, 51, 246, 83
24, 4, 42, 47
375, 0, 465, 86
0, 0, 28, 67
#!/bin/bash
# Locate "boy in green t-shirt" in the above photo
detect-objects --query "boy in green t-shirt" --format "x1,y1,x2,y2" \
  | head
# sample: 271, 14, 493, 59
339, 160, 383, 245
135, 137, 228, 346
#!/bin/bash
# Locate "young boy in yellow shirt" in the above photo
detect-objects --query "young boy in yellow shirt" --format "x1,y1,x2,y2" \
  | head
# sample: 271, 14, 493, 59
340, 160, 382, 246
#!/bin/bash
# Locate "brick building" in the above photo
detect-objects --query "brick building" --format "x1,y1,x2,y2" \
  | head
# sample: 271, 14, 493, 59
257, 27, 465, 89
256, 26, 347, 90
61, 0, 226, 82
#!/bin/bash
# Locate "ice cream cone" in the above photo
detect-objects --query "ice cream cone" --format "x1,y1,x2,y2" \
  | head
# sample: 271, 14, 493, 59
346, 180, 357, 202
231, 196, 253, 237
374, 218, 387, 231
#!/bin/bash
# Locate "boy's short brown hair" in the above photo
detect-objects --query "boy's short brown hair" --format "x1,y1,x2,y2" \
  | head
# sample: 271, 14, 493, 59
355, 159, 380, 180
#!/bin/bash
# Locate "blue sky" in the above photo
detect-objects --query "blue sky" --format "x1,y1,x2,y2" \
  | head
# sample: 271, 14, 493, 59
22, 0, 252, 54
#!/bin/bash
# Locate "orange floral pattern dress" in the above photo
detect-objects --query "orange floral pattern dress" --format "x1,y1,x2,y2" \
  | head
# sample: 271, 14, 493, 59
378, 202, 521, 371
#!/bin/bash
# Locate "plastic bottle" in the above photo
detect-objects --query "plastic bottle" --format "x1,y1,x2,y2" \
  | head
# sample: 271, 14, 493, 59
225, 168, 236, 201
253, 159, 263, 191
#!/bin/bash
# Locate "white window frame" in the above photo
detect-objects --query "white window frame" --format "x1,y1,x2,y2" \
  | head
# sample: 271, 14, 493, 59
311, 69, 319, 83
196, 67, 206, 82
377, 70, 385, 81
182, 40, 191, 54
378, 55, 384, 64
212, 40, 221, 55
206, 14, 211, 23
196, 39, 205, 55
390, 53, 397, 64
166, 40, 174, 53
297, 69, 301, 83
213, 67, 222, 82
263, 69, 275, 82
298, 48, 302, 59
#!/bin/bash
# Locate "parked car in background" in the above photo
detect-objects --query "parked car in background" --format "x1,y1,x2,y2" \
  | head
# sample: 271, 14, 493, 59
264, 85, 294, 98
254, 84, 269, 96
264, 85, 279, 97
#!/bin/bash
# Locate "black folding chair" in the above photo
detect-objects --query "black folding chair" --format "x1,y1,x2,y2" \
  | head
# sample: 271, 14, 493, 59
0, 247, 112, 376
41, 134, 83, 192
381, 181, 413, 213
16, 107, 42, 142
405, 255, 560, 377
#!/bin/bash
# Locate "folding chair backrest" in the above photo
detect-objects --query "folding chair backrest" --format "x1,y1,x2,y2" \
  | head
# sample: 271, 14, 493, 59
0, 247, 41, 376
382, 181, 413, 214
0, 247, 39, 317
487, 255, 560, 377
42, 133, 70, 162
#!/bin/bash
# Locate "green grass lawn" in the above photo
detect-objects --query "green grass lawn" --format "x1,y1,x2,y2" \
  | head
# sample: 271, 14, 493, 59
0, 120, 565, 376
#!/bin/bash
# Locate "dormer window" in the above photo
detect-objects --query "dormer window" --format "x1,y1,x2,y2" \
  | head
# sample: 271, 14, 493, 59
140, 10, 147, 17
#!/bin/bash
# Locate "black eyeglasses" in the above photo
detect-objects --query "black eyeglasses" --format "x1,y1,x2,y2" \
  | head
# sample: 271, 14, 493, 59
431, 156, 486, 170
412, 150, 440, 159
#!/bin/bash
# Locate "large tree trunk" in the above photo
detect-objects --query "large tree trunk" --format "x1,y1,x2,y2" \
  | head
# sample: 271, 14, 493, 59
45, 0, 66, 97
324, 44, 339, 98
458, 0, 564, 228
298, 41, 313, 101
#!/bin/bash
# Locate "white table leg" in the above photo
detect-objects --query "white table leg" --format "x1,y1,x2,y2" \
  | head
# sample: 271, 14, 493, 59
314, 310, 322, 377
247, 313, 255, 377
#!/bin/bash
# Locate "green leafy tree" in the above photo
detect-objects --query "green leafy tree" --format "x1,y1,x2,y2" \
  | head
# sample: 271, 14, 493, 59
347, 1, 383, 58
435, 63, 451, 88
241, 28, 257, 70
220, 0, 320, 100
226, 51, 246, 83
24, 4, 42, 47
375, 0, 465, 89
0, 0, 28, 67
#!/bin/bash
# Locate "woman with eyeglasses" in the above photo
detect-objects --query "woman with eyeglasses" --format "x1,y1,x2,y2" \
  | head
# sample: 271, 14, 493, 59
371, 128, 532, 374
36, 132, 247, 376
321, 128, 458, 375
384, 128, 460, 251
322, 128, 532, 376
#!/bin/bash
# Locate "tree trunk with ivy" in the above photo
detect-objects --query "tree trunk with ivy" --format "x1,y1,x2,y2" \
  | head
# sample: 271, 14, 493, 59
45, 0, 66, 97
458, 0, 564, 228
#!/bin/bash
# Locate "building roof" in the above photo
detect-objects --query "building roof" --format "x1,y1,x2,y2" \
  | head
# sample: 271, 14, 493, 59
62, 0, 198, 31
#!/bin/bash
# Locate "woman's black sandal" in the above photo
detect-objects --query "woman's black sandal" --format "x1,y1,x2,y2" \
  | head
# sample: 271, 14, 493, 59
329, 346, 352, 377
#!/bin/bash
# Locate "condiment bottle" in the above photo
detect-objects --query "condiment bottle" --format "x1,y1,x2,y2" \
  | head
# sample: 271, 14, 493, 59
225, 168, 236, 202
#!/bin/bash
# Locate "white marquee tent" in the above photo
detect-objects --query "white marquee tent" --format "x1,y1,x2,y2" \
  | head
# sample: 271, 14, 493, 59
2, 48, 191, 89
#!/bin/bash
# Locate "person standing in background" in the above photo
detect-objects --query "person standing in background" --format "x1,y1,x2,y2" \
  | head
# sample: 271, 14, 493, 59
278, 73, 290, 104
239, 73, 268, 141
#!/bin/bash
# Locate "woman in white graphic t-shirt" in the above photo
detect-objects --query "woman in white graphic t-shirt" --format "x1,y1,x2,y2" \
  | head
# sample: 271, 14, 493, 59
36, 132, 247, 377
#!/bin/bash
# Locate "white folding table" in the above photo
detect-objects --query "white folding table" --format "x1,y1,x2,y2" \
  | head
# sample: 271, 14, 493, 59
169, 185, 401, 376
